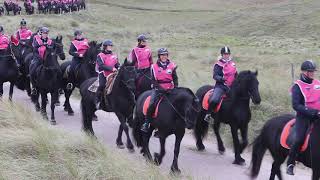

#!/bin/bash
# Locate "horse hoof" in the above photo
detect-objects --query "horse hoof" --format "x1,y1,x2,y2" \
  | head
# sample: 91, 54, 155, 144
128, 147, 135, 153
154, 153, 161, 166
55, 102, 61, 106
170, 168, 181, 176
197, 143, 206, 151
218, 147, 225, 155
68, 111, 74, 116
117, 144, 125, 149
233, 158, 246, 166
50, 120, 56, 125
92, 117, 98, 121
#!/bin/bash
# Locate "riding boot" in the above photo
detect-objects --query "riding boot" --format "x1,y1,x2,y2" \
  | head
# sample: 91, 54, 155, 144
95, 87, 103, 109
141, 118, 151, 133
204, 102, 217, 123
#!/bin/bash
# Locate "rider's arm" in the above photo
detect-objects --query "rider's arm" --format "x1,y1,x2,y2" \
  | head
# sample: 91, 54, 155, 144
130, 49, 137, 65
172, 66, 178, 87
292, 84, 318, 118
96, 55, 113, 71
213, 64, 225, 83
68, 43, 79, 57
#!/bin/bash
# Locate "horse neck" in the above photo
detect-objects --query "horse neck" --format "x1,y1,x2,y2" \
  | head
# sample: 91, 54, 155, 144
112, 70, 134, 101
169, 89, 191, 115
229, 79, 250, 104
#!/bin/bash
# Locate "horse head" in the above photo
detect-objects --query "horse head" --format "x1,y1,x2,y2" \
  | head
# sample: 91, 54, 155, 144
83, 41, 101, 66
232, 70, 261, 105
52, 35, 65, 60
118, 58, 137, 93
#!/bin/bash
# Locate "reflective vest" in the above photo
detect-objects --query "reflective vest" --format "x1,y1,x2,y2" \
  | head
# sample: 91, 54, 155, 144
215, 59, 237, 87
96, 52, 118, 77
0, 34, 9, 50
71, 39, 89, 56
17, 28, 33, 40
152, 61, 176, 90
132, 46, 151, 69
295, 79, 320, 110
35, 36, 52, 60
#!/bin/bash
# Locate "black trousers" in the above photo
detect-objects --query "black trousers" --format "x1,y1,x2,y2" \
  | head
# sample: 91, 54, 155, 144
146, 89, 166, 120
207, 86, 226, 113
287, 116, 311, 166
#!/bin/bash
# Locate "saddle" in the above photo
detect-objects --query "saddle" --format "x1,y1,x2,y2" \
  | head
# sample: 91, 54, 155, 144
88, 79, 99, 93
202, 89, 225, 112
280, 119, 312, 152
143, 96, 163, 118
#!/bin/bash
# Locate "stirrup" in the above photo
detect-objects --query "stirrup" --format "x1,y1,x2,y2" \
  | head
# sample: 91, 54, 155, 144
286, 164, 295, 175
66, 83, 73, 90
31, 88, 37, 95
204, 114, 212, 123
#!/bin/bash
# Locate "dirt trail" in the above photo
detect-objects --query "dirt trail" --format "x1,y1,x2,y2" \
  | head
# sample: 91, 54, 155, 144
4, 84, 310, 179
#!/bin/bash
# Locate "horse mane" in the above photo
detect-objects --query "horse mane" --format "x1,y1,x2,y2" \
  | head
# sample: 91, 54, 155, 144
229, 70, 258, 98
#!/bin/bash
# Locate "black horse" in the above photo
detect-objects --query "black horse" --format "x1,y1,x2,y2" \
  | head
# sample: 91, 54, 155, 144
30, 36, 65, 125
4, 2, 21, 15
24, 2, 34, 15
11, 36, 35, 96
0, 43, 19, 100
194, 70, 261, 165
132, 87, 201, 174
60, 41, 100, 115
80, 60, 137, 150
135, 68, 152, 99
251, 114, 320, 180
0, 6, 4, 16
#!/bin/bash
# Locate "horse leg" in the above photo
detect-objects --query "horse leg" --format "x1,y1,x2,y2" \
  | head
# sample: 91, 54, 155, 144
312, 168, 320, 180
64, 89, 74, 115
0, 83, 3, 98
40, 91, 48, 120
123, 118, 134, 152
239, 124, 248, 153
154, 137, 166, 166
8, 82, 14, 101
50, 91, 57, 125
116, 123, 124, 149
195, 111, 206, 151
142, 132, 153, 161
170, 131, 184, 175
213, 121, 225, 154
26, 77, 31, 97
231, 125, 245, 165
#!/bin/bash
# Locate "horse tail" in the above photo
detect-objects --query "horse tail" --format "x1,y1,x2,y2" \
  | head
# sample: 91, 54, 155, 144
194, 112, 209, 139
250, 132, 267, 179
80, 98, 93, 135
132, 105, 143, 148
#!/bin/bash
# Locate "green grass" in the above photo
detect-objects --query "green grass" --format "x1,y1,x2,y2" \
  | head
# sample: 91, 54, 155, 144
1, 0, 320, 144
0, 100, 177, 180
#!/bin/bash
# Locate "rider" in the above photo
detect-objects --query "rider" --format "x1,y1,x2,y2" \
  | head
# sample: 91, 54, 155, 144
204, 46, 237, 122
128, 34, 153, 81
16, 19, 33, 41
67, 29, 89, 89
0, 26, 9, 51
140, 48, 178, 133
30, 27, 52, 94
287, 60, 320, 175
95, 39, 119, 108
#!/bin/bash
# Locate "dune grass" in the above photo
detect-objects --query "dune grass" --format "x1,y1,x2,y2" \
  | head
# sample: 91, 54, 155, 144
0, 0, 320, 143
0, 100, 175, 180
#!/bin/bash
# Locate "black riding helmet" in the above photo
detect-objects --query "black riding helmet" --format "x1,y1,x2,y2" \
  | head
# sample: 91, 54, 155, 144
137, 34, 147, 42
74, 29, 82, 37
40, 27, 49, 34
103, 39, 113, 47
20, 19, 27, 26
158, 47, 169, 56
221, 46, 231, 55
301, 60, 317, 72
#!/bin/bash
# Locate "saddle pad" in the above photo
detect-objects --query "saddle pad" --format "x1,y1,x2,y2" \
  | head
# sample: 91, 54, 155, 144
105, 72, 118, 95
202, 89, 223, 113
280, 119, 311, 152
88, 79, 99, 93
63, 65, 71, 79
143, 96, 162, 118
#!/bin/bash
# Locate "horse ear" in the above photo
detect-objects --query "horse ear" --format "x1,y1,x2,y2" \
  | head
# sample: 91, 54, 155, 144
254, 70, 258, 76
124, 58, 128, 64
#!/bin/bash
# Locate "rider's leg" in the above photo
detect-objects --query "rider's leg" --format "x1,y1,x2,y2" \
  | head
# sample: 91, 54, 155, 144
204, 86, 225, 122
95, 73, 106, 109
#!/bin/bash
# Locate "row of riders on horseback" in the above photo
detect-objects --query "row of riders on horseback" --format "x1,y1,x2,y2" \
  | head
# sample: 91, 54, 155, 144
0, 18, 319, 179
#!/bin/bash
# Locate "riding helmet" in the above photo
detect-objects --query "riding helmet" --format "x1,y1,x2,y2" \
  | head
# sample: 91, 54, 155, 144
301, 60, 317, 72
74, 29, 82, 36
220, 46, 231, 55
103, 39, 113, 46
20, 19, 27, 26
158, 48, 169, 56
40, 27, 49, 34
137, 34, 147, 42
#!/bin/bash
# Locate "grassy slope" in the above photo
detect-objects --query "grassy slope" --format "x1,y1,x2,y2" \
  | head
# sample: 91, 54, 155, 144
0, 101, 174, 180
1, 0, 320, 139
